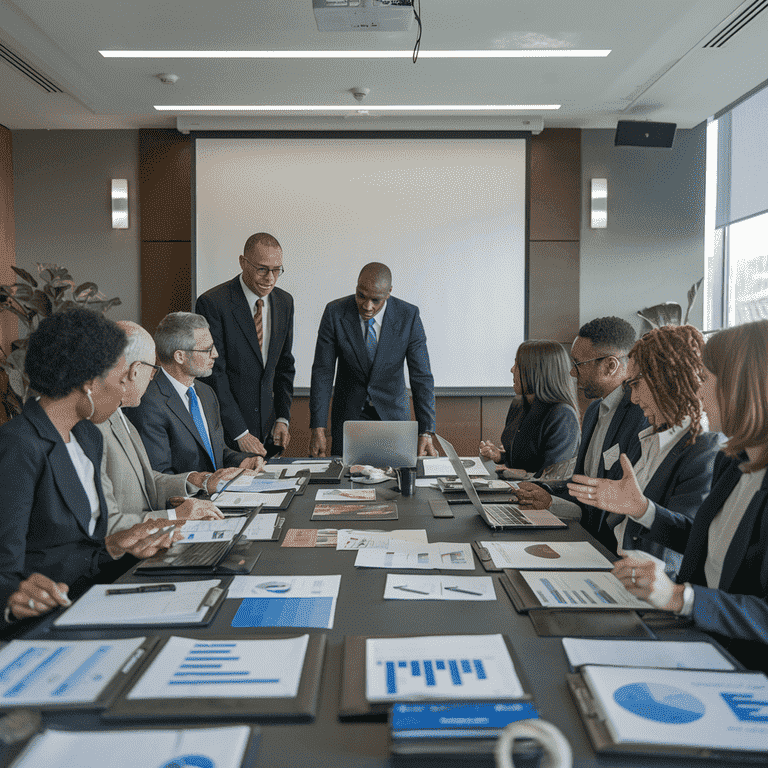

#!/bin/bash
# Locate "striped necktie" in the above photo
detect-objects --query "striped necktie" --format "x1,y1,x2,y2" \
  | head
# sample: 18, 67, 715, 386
187, 386, 217, 469
254, 298, 264, 350
365, 317, 377, 362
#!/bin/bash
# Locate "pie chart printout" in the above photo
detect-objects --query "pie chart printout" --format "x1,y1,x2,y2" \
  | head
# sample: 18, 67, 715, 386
613, 682, 706, 724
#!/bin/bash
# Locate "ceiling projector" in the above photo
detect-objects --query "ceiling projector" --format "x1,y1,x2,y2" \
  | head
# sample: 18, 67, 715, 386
313, 0, 415, 32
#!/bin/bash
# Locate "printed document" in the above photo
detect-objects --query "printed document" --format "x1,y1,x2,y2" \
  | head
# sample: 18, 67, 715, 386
366, 634, 524, 702
178, 514, 279, 542
521, 571, 650, 609
337, 529, 428, 550
422, 457, 490, 477
355, 542, 474, 570
482, 541, 613, 570
127, 634, 309, 700
214, 491, 287, 508
384, 574, 496, 600
228, 574, 341, 599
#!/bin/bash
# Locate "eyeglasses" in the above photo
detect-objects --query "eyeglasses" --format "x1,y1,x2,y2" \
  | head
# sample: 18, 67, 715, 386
138, 361, 161, 379
570, 354, 627, 370
242, 256, 284, 278
181, 344, 216, 357
622, 375, 643, 393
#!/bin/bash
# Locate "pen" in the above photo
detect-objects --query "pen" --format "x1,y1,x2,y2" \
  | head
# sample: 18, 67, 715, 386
443, 586, 483, 596
105, 585, 177, 595
393, 585, 430, 595
209, 468, 246, 501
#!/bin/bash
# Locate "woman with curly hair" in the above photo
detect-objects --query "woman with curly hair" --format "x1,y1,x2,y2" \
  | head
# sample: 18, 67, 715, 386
479, 340, 580, 476
566, 324, 720, 574
608, 320, 768, 674
0, 307, 178, 628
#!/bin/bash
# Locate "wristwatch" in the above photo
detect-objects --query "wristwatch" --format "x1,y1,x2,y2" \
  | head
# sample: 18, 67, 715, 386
678, 582, 695, 616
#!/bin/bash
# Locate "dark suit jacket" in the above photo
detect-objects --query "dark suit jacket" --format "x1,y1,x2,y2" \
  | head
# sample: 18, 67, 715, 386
196, 278, 295, 445
309, 295, 436, 454
557, 387, 648, 551
618, 430, 719, 561
673, 452, 768, 673
0, 398, 111, 608
500, 398, 580, 473
124, 370, 250, 474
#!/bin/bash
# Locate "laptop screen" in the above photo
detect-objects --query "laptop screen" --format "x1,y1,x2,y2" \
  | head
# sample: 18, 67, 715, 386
343, 421, 418, 468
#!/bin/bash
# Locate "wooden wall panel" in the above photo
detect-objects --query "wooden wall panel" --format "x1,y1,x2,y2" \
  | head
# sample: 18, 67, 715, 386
481, 397, 512, 444
140, 242, 192, 334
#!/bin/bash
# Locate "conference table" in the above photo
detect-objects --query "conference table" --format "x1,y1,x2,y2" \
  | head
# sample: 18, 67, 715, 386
5, 459, 748, 768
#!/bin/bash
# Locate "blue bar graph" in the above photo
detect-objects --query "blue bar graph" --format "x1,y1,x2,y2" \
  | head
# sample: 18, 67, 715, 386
4, 648, 67, 698
51, 645, 110, 697
169, 642, 281, 687
377, 656, 490, 695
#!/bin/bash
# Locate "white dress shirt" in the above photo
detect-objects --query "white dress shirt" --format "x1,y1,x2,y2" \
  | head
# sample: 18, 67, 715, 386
161, 367, 214, 449
359, 300, 387, 343
66, 432, 101, 536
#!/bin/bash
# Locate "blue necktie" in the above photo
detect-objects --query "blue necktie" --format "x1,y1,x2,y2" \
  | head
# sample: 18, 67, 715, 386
187, 386, 216, 469
365, 318, 377, 362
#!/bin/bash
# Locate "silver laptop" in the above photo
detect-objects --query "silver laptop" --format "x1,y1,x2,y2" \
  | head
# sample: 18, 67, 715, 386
343, 421, 418, 468
433, 434, 566, 530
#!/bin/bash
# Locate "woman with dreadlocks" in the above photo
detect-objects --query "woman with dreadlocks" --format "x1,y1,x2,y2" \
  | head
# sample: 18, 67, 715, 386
566, 324, 721, 576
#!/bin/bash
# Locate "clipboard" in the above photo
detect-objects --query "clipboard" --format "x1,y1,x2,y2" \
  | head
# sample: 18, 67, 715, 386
102, 633, 326, 723
53, 579, 231, 629
567, 670, 768, 762
0, 637, 160, 712
472, 541, 501, 571
339, 634, 532, 722
217, 486, 298, 511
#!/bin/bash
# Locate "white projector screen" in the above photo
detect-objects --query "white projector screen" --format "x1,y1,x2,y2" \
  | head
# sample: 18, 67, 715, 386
194, 136, 527, 389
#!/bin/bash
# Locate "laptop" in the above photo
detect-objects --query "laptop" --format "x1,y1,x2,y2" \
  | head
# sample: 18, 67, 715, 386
433, 434, 567, 530
342, 420, 418, 468
134, 505, 263, 575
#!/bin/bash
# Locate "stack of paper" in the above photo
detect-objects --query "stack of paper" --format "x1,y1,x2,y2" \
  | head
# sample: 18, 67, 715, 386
355, 541, 474, 570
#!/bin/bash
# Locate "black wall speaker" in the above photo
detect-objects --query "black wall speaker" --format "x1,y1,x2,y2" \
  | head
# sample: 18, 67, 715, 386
614, 120, 676, 148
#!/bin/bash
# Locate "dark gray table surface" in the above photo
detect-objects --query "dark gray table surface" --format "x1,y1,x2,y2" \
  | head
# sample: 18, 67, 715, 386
7, 464, 746, 768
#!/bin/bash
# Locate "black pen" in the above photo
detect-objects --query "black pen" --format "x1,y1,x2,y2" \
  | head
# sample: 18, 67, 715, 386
105, 585, 176, 596
393, 585, 430, 595
443, 586, 483, 596
209, 468, 246, 501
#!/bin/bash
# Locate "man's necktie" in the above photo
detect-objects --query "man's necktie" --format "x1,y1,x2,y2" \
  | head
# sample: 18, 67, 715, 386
254, 298, 264, 350
365, 317, 377, 362
187, 386, 217, 469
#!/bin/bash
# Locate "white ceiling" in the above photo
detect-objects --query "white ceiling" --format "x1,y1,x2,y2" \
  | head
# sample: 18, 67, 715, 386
0, 0, 767, 131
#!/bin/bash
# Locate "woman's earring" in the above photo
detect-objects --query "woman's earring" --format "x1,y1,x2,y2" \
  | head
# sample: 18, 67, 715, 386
85, 388, 95, 421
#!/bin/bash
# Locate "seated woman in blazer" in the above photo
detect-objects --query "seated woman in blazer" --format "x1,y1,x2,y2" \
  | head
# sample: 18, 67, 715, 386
600, 320, 768, 674
479, 340, 580, 476
0, 308, 179, 626
567, 325, 720, 573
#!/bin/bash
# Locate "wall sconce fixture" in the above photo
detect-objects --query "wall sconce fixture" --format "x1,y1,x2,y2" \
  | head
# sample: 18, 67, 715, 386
590, 178, 607, 229
111, 179, 128, 229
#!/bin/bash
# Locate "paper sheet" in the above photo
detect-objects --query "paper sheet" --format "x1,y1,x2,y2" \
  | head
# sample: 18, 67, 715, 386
12, 726, 251, 768
228, 574, 341, 599
384, 574, 496, 600
562, 639, 735, 671
226, 476, 300, 492
520, 571, 650, 609
282, 462, 330, 476
55, 581, 220, 626
281, 528, 339, 547
336, 529, 428, 550
178, 513, 279, 542
481, 541, 613, 570
215, 491, 287, 508
127, 635, 309, 700
0, 638, 146, 705
422, 456, 490, 477
315, 488, 376, 501
354, 542, 474, 570
366, 634, 524, 702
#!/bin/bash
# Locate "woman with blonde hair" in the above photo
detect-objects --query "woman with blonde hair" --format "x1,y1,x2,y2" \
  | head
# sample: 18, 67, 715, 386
601, 320, 768, 673
480, 340, 580, 475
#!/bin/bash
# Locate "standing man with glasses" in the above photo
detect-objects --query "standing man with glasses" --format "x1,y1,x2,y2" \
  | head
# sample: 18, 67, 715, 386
196, 232, 295, 457
124, 313, 264, 476
516, 316, 648, 551
309, 262, 438, 457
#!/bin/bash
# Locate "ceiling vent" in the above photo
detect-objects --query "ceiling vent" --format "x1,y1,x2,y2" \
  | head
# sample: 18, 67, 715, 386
0, 41, 62, 92
313, 0, 415, 32
703, 0, 768, 47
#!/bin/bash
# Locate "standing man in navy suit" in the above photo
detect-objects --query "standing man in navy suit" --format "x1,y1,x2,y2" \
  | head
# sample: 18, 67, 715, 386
309, 262, 438, 457
196, 232, 295, 456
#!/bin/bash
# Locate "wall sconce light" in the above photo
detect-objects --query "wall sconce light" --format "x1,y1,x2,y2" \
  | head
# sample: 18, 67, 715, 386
111, 179, 128, 229
590, 178, 607, 229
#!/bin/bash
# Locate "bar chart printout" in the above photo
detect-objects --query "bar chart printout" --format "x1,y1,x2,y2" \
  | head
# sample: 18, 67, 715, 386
521, 571, 649, 609
365, 635, 525, 702
126, 635, 309, 700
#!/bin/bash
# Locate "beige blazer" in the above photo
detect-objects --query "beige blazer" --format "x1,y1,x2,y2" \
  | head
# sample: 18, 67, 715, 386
99, 409, 189, 534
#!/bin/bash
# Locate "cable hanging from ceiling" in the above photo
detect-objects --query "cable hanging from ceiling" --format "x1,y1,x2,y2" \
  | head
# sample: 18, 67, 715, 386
412, 0, 422, 62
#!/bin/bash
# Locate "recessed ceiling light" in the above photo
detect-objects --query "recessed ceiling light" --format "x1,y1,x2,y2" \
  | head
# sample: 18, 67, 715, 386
102, 49, 609, 59
154, 104, 561, 111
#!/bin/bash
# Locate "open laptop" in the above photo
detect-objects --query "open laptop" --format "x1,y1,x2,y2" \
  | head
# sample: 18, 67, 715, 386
134, 505, 263, 575
433, 434, 566, 530
342, 420, 418, 468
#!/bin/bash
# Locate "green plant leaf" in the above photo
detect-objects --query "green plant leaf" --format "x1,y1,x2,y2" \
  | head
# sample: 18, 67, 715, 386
74, 282, 99, 301
11, 284, 34, 302
28, 291, 53, 317
11, 266, 37, 287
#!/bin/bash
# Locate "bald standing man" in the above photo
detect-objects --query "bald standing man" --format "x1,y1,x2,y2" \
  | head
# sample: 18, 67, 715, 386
309, 262, 437, 457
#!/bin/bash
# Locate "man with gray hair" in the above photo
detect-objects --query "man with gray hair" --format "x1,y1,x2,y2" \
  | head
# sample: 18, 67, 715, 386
124, 313, 264, 475
100, 321, 248, 533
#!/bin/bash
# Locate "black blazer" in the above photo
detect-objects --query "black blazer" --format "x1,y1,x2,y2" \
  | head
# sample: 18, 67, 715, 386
500, 398, 580, 473
0, 398, 111, 608
558, 387, 649, 550
196, 278, 295, 445
673, 451, 768, 674
124, 370, 251, 474
619, 429, 720, 561
309, 295, 436, 454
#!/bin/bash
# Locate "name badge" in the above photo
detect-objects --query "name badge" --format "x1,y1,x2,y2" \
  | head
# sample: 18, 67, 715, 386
603, 443, 621, 471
